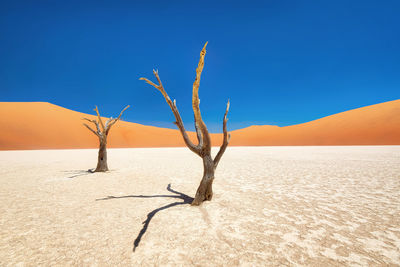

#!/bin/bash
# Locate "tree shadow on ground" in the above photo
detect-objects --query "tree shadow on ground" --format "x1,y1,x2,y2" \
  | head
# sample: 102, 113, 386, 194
62, 169, 95, 179
96, 184, 193, 252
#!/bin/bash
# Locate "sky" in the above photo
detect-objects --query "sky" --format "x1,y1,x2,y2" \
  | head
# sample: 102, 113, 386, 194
1, 0, 399, 132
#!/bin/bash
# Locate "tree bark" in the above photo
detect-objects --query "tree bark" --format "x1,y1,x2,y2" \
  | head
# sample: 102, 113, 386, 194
83, 105, 129, 173
141, 43, 229, 206
95, 140, 109, 172
192, 154, 215, 206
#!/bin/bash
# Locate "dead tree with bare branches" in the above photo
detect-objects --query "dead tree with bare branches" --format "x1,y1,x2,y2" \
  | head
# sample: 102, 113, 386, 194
140, 43, 230, 205
83, 105, 129, 172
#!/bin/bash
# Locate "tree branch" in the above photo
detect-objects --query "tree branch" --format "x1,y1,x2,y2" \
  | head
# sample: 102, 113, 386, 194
192, 42, 211, 153
94, 106, 106, 132
105, 105, 130, 134
83, 123, 99, 137
194, 119, 204, 149
213, 99, 230, 169
116, 105, 130, 121
105, 117, 114, 130
83, 117, 97, 125
140, 71, 201, 156
83, 118, 101, 135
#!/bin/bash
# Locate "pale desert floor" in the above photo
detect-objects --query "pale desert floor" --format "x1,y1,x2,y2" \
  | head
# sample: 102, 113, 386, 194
0, 146, 399, 266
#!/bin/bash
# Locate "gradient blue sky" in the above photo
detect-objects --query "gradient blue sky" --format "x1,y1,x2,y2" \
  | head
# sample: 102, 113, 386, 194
1, 0, 399, 132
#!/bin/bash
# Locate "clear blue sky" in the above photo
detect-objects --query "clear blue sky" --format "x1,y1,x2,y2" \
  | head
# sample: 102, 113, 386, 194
1, 0, 399, 132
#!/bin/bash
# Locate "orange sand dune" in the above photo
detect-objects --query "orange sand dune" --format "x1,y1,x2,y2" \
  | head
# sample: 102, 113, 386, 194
0, 102, 214, 150
0, 100, 399, 150
231, 99, 400, 146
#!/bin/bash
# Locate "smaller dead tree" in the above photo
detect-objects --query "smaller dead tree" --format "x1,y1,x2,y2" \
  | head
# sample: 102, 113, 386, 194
83, 105, 129, 172
140, 42, 230, 205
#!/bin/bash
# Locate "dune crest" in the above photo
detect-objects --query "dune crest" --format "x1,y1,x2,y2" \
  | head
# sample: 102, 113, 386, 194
231, 99, 400, 146
0, 100, 399, 150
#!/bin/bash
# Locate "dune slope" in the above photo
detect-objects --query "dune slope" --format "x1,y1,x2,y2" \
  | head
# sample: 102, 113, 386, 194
231, 99, 400, 146
0, 100, 399, 150
0, 102, 206, 150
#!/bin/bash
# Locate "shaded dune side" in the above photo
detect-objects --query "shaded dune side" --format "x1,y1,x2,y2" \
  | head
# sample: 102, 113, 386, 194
0, 99, 399, 150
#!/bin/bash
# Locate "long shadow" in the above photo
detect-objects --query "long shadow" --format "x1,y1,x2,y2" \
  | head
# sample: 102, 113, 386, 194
96, 184, 193, 251
62, 169, 94, 179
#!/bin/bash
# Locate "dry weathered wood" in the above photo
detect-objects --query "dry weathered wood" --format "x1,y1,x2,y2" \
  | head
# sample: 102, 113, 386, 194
140, 71, 201, 156
83, 123, 99, 137
83, 105, 130, 172
192, 42, 212, 156
105, 105, 130, 134
214, 100, 230, 169
94, 106, 106, 132
141, 43, 230, 205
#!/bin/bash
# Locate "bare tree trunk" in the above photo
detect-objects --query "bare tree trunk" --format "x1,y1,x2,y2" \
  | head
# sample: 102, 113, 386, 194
141, 43, 230, 206
95, 140, 108, 172
192, 154, 215, 205
83, 105, 129, 173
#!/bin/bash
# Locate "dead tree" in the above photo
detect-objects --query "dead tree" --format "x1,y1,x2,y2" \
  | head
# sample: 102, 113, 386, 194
83, 105, 129, 172
140, 42, 230, 205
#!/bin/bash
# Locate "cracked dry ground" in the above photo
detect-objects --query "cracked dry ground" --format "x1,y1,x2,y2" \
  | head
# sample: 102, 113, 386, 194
0, 146, 399, 266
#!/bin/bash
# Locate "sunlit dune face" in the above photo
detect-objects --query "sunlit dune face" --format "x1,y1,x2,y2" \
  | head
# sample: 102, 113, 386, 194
0, 100, 399, 150
230, 99, 400, 146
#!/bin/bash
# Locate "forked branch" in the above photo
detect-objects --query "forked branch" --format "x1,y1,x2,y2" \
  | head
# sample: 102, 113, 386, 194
83, 123, 99, 137
83, 118, 101, 134
141, 42, 230, 205
140, 71, 201, 156
105, 105, 130, 134
94, 106, 106, 132
83, 105, 130, 137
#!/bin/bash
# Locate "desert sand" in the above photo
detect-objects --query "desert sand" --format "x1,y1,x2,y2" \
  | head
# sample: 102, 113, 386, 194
1, 99, 400, 150
0, 146, 399, 265
0, 102, 204, 150
230, 99, 400, 146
